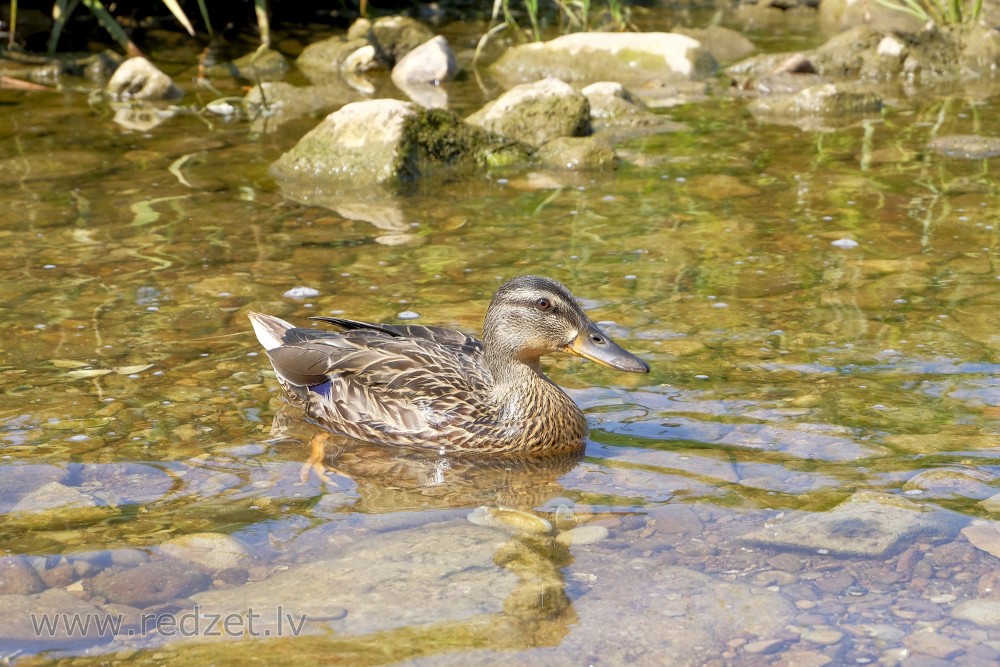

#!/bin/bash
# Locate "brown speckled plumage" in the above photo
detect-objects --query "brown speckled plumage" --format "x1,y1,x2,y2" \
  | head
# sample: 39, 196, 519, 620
249, 275, 649, 455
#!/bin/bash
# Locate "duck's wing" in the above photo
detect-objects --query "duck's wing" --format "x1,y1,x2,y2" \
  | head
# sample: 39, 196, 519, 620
264, 329, 494, 445
309, 316, 483, 356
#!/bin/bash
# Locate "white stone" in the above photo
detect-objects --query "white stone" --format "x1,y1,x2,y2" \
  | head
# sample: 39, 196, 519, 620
391, 35, 457, 86
106, 57, 180, 101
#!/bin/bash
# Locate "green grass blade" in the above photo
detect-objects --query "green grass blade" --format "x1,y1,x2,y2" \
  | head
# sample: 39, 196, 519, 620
48, 0, 81, 53
80, 0, 139, 53
254, 0, 270, 47
194, 0, 214, 37
8, 0, 16, 49
160, 0, 196, 36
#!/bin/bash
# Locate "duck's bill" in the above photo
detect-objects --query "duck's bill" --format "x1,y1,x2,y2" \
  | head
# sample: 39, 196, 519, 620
564, 324, 650, 374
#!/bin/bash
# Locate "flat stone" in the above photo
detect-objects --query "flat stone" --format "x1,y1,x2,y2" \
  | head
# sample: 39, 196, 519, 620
160, 532, 254, 571
903, 630, 965, 659
191, 522, 518, 636
555, 525, 609, 546
741, 491, 960, 557
930, 135, 1000, 159
87, 560, 212, 608
491, 32, 717, 89
0, 589, 110, 651
963, 522, 1000, 559
951, 599, 1000, 627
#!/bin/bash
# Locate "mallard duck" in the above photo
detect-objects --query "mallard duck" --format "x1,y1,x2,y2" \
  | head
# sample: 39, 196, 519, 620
249, 275, 648, 455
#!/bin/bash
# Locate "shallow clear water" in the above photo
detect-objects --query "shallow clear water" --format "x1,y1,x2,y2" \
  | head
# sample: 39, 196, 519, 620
3, 16, 1000, 667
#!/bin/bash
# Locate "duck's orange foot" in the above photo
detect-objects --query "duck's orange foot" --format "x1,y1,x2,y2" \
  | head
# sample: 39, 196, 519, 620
299, 432, 346, 486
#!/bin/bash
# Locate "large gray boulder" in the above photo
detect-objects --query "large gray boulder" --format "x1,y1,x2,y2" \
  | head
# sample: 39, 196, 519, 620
491, 32, 717, 92
466, 78, 590, 148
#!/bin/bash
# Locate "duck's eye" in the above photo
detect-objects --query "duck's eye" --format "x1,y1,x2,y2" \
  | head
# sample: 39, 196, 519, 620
535, 298, 552, 312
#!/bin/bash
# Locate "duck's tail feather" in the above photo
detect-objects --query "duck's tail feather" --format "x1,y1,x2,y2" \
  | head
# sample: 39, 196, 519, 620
248, 311, 295, 351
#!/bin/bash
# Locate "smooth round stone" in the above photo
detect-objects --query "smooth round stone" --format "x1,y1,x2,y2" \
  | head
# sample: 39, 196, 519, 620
161, 532, 253, 571
556, 525, 609, 546
800, 628, 844, 645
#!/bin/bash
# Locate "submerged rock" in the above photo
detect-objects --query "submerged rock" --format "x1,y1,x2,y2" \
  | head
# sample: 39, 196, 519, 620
491, 32, 717, 95
0, 556, 46, 595
929, 135, 1000, 159
0, 589, 110, 651
675, 25, 756, 65
581, 81, 688, 139
205, 48, 289, 83
191, 522, 520, 636
296, 36, 375, 75
105, 57, 182, 101
741, 490, 962, 557
87, 559, 212, 608
244, 81, 365, 131
160, 532, 254, 571
747, 82, 881, 130
537, 137, 617, 170
466, 78, 590, 147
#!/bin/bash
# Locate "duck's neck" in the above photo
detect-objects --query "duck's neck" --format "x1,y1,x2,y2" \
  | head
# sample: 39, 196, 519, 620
481, 342, 589, 450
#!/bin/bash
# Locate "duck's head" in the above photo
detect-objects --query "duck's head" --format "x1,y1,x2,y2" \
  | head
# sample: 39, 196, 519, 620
482, 275, 649, 373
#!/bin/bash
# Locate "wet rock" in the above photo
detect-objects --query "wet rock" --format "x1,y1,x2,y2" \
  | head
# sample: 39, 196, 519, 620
741, 491, 961, 557
902, 630, 964, 659
801, 627, 843, 646
0, 589, 110, 651
491, 32, 717, 92
468, 507, 553, 534
393, 81, 449, 109
675, 25, 756, 64
747, 82, 881, 130
368, 15, 436, 65
556, 524, 609, 546
515, 561, 792, 664
10, 481, 101, 516
581, 82, 688, 139
87, 560, 212, 608
903, 467, 995, 499
79, 462, 174, 506
537, 137, 616, 171
819, 0, 924, 33
982, 492, 1000, 514
206, 48, 289, 83
296, 37, 374, 75
160, 532, 254, 571
391, 35, 457, 86
951, 599, 1000, 627
0, 151, 108, 186
466, 78, 590, 148
929, 135, 1000, 160
105, 57, 182, 101
271, 99, 513, 189
0, 556, 46, 595
963, 521, 1000, 559
191, 522, 518, 636
0, 464, 66, 512
244, 81, 365, 131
